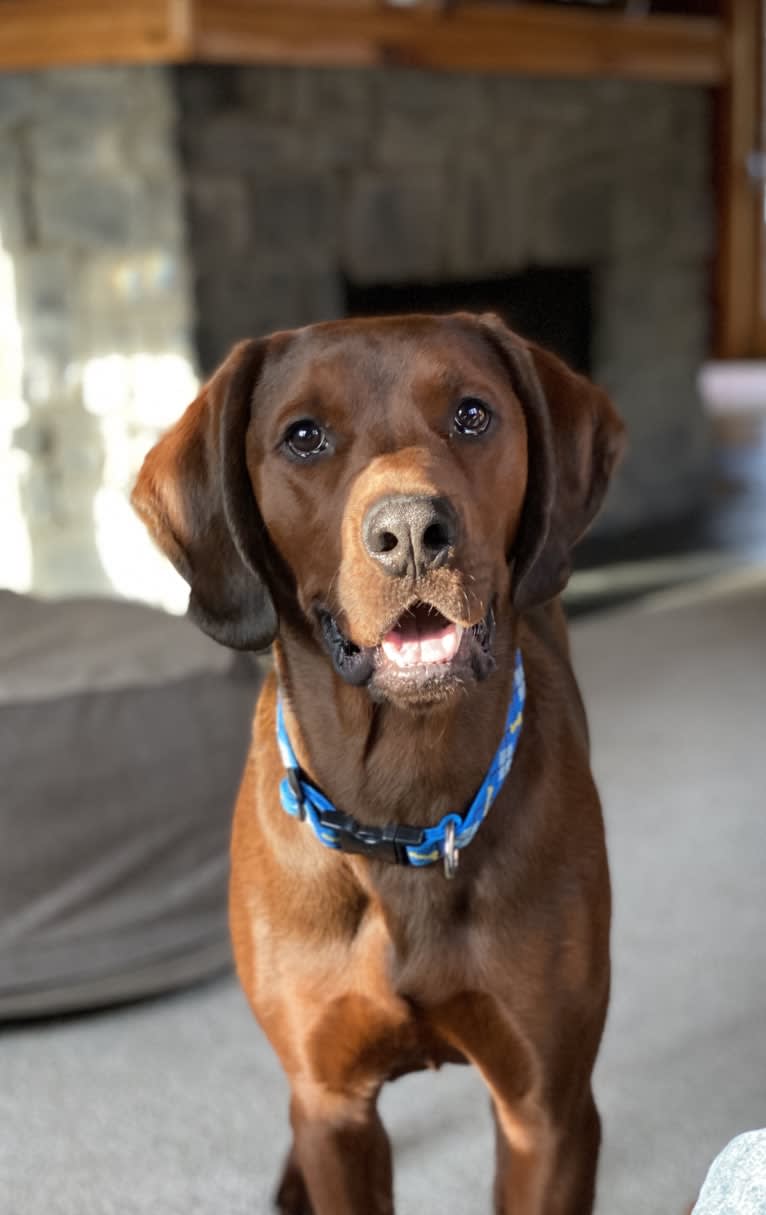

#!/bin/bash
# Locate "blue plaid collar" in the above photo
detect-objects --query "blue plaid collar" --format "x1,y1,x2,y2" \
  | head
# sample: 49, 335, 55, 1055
277, 649, 525, 878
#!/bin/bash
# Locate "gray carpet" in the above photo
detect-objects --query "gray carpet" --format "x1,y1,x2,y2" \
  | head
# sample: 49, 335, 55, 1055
3, 573, 765, 1215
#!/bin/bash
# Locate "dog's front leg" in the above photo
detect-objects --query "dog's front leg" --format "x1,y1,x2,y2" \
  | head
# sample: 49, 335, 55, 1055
283, 1084, 394, 1215
489, 1086, 601, 1215
429, 991, 600, 1215
487, 1096, 551, 1215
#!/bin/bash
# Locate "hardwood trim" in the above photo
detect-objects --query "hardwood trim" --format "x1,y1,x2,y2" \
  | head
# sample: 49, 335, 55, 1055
191, 4, 727, 83
0, 1, 727, 84
0, 0, 194, 70
715, 0, 762, 357
755, 6, 766, 356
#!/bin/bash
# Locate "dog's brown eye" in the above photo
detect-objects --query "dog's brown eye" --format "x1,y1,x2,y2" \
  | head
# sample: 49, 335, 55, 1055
454, 397, 491, 437
284, 419, 328, 459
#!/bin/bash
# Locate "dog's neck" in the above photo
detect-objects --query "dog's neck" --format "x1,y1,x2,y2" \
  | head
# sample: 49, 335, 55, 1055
272, 612, 520, 832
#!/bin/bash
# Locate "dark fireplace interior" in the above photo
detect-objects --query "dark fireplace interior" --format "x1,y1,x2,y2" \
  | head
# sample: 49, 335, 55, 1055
344, 268, 594, 375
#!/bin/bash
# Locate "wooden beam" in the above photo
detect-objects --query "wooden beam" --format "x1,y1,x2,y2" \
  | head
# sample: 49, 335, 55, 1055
715, 0, 762, 357
0, 0, 194, 70
0, 0, 727, 85
192, 3, 727, 84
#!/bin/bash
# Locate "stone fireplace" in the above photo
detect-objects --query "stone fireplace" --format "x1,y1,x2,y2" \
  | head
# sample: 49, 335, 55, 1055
0, 64, 714, 607
179, 66, 714, 531
344, 267, 594, 377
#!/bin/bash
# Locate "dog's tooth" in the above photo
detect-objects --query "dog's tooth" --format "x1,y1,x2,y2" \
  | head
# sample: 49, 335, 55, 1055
382, 622, 462, 668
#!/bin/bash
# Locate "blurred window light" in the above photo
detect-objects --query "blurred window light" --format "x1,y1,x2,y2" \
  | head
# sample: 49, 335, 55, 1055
83, 350, 198, 614
94, 485, 189, 615
0, 229, 32, 593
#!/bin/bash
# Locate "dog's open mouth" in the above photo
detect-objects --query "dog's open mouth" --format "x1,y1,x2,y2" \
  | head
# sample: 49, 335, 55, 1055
316, 600, 496, 702
380, 604, 464, 670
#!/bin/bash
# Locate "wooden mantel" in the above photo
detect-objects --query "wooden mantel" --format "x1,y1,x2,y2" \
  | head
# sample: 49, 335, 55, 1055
0, 0, 727, 84
2, 0, 761, 359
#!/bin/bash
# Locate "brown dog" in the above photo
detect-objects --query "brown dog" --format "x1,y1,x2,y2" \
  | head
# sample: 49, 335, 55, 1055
132, 312, 625, 1215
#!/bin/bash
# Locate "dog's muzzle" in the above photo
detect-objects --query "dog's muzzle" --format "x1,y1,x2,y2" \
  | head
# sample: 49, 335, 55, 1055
316, 600, 497, 701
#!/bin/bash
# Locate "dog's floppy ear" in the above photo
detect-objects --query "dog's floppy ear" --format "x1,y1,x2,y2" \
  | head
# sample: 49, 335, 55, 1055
131, 338, 278, 650
479, 313, 626, 610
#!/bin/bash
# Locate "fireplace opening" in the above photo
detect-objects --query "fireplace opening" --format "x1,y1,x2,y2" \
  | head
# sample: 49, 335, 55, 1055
344, 267, 594, 375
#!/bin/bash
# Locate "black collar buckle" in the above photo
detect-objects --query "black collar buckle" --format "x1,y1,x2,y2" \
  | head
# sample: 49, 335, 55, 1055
316, 807, 425, 866
286, 768, 306, 821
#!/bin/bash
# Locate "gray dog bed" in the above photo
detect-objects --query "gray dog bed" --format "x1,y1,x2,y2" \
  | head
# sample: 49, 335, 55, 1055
0, 591, 263, 1018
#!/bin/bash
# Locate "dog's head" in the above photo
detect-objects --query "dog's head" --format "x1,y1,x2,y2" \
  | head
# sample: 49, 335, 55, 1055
132, 314, 624, 708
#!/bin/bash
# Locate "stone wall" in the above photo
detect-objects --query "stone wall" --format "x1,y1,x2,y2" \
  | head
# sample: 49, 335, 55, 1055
0, 64, 715, 605
177, 66, 715, 534
0, 67, 195, 606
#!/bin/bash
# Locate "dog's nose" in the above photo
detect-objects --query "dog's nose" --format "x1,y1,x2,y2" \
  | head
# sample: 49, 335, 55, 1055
362, 495, 458, 579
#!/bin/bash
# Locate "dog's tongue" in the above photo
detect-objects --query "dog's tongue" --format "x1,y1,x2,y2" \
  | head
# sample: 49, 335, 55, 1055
381, 611, 463, 669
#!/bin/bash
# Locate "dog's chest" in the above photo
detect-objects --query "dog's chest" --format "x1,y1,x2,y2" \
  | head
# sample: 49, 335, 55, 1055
251, 879, 472, 1087
300, 981, 467, 1091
